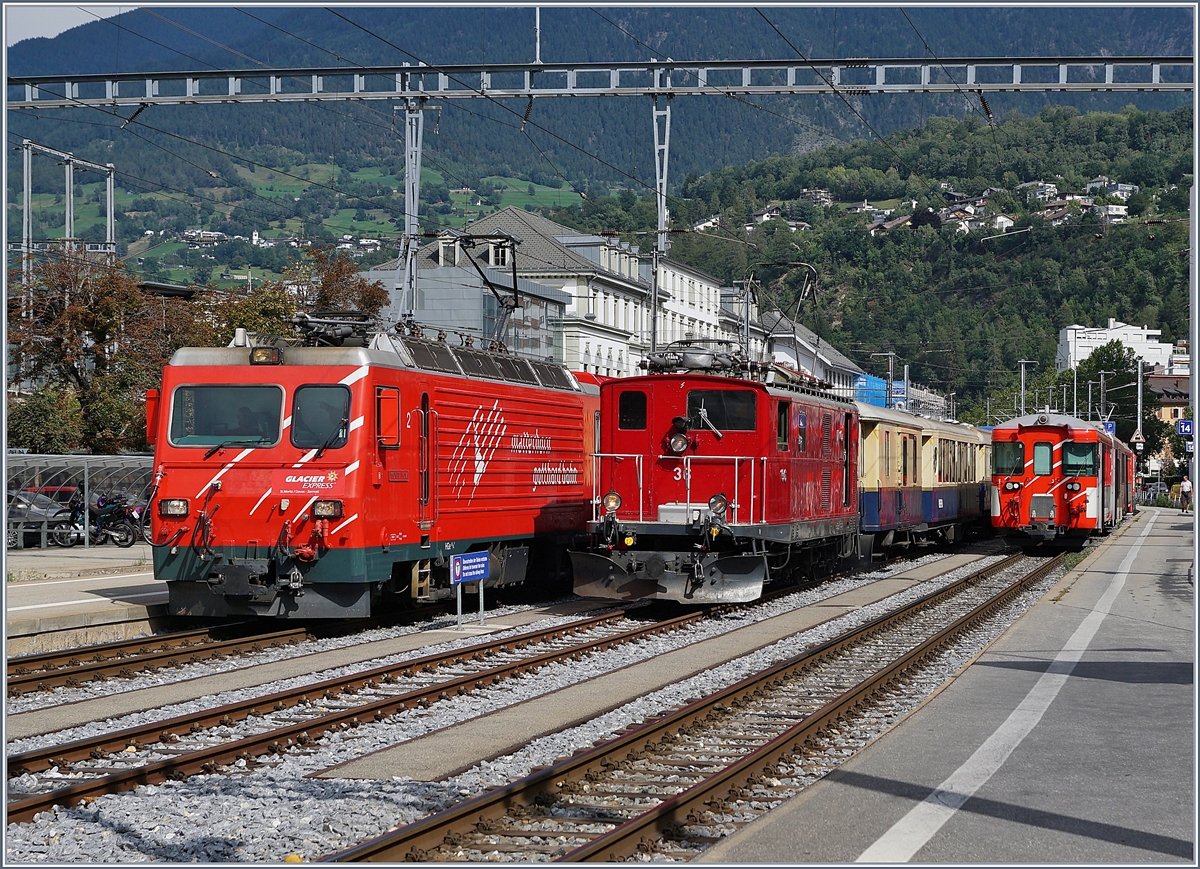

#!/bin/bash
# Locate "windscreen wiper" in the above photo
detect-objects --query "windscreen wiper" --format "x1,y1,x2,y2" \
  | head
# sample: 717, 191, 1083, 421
314, 415, 349, 459
203, 438, 270, 460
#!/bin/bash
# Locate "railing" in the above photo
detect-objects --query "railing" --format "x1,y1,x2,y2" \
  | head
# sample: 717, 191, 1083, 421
590, 453, 643, 522
683, 454, 758, 525
6, 453, 152, 551
592, 452, 774, 525
6, 519, 61, 550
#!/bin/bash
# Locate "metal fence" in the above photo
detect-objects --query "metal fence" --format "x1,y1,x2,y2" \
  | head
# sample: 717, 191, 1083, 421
6, 453, 154, 550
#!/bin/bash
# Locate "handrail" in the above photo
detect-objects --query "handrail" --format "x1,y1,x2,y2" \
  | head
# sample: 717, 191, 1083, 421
681, 454, 759, 525
590, 453, 644, 521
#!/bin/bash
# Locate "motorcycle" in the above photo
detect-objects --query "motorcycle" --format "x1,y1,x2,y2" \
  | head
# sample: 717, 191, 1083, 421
51, 493, 137, 548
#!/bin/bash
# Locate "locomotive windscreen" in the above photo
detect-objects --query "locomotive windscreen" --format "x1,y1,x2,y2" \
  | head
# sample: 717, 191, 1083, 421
993, 441, 1025, 475
1063, 442, 1099, 476
686, 389, 757, 431
169, 385, 283, 446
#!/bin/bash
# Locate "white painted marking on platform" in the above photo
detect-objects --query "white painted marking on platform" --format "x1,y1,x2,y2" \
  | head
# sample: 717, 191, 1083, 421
8, 591, 168, 612
8, 573, 155, 588
857, 512, 1158, 863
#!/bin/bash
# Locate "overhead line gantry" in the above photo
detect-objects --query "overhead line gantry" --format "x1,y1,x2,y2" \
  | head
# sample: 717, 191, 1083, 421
9, 55, 1193, 315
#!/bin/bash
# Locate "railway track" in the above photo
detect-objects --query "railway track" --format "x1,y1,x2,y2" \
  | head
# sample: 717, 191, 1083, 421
5, 602, 474, 698
321, 552, 1063, 863
6, 625, 311, 696
6, 606, 711, 825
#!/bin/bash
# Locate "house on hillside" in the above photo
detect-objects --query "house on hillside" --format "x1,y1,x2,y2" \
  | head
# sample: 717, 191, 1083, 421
1015, 181, 1058, 203
1085, 176, 1139, 200
867, 214, 913, 236
1090, 203, 1128, 224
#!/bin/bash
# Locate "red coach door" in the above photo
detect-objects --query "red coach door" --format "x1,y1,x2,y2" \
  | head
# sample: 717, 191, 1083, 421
418, 391, 437, 527
766, 400, 792, 523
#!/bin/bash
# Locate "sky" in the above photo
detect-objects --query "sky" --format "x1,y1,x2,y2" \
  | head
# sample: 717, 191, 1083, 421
5, 4, 127, 46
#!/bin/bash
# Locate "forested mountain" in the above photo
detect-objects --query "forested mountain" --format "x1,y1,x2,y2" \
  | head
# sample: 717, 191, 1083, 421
547, 104, 1193, 425
7, 6, 1191, 198
5, 8, 1193, 435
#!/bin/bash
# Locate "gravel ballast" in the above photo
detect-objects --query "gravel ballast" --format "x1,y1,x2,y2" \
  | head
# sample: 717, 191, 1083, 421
6, 553, 1058, 863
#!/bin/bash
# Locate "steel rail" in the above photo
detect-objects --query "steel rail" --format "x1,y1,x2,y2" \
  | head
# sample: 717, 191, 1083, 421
5, 608, 704, 825
320, 552, 1053, 862
7, 626, 310, 695
562, 552, 1065, 861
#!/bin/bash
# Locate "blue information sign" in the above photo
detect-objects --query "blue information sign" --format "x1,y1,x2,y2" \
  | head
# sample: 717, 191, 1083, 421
451, 551, 490, 584
1177, 419, 1194, 438
1104, 421, 1116, 434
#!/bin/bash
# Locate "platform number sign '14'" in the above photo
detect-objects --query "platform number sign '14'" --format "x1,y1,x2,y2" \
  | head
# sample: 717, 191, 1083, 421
1177, 419, 1194, 438
451, 551, 490, 584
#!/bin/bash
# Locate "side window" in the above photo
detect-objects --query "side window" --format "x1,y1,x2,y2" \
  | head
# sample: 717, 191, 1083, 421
292, 385, 350, 450
795, 410, 807, 452
776, 402, 790, 450
376, 386, 400, 449
1033, 441, 1053, 475
618, 391, 647, 430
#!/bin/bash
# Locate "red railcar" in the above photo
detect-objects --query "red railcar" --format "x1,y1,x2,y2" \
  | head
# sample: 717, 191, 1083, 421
571, 344, 859, 603
146, 324, 597, 618
990, 411, 1134, 547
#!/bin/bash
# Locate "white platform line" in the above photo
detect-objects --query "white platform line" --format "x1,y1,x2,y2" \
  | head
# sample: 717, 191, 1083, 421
8, 590, 168, 613
5, 572, 154, 588
856, 512, 1159, 863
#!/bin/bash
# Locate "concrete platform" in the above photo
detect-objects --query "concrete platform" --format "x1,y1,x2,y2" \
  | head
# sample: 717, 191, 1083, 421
5, 542, 154, 582
5, 542, 168, 656
321, 554, 986, 782
700, 507, 1195, 864
6, 572, 170, 656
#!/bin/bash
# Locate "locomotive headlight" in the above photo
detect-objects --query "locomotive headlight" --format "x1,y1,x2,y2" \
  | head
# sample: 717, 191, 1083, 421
1066, 482, 1081, 491
602, 491, 622, 513
708, 492, 728, 517
159, 499, 189, 517
312, 500, 344, 519
668, 433, 690, 454
249, 347, 283, 365
1004, 481, 1023, 491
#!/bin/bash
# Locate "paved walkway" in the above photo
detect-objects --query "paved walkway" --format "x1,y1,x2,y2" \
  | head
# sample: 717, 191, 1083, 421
700, 508, 1194, 863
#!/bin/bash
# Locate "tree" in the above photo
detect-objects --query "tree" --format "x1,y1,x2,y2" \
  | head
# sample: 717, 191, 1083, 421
286, 247, 389, 313
6, 385, 83, 454
7, 255, 217, 453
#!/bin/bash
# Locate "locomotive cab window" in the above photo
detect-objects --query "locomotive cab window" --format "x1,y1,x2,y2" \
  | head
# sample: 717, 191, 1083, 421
618, 391, 647, 430
292, 385, 351, 450
1063, 442, 1098, 476
993, 441, 1025, 475
686, 389, 756, 432
776, 402, 790, 450
168, 385, 282, 447
795, 410, 807, 452
1033, 441, 1053, 476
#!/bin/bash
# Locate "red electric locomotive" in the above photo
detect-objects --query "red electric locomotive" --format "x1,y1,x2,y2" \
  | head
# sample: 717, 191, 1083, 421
571, 341, 859, 604
145, 315, 597, 618
990, 411, 1135, 547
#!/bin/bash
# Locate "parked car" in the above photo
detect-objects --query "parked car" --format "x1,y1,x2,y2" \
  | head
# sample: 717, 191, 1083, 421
6, 491, 72, 548
21, 485, 80, 505
1145, 482, 1170, 498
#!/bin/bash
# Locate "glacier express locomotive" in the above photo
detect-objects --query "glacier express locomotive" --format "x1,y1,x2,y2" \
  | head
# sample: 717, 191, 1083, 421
144, 316, 598, 618
990, 411, 1134, 547
570, 342, 860, 604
